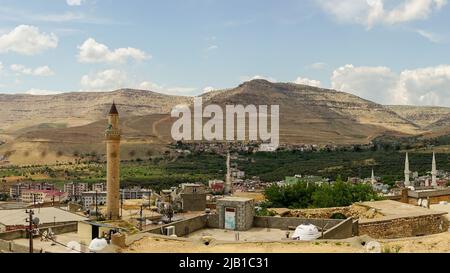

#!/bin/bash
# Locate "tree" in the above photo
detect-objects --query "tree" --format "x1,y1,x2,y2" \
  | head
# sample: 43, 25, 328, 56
263, 179, 380, 209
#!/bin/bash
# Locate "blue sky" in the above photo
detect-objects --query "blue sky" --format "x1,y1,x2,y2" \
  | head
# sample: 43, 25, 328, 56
0, 0, 450, 106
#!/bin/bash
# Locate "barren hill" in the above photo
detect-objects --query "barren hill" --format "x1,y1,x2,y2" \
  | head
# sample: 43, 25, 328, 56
202, 80, 422, 143
0, 89, 192, 134
0, 80, 443, 165
387, 105, 450, 130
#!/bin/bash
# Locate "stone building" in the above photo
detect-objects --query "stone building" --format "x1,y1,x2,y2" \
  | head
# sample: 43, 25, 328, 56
180, 184, 206, 212
216, 197, 254, 231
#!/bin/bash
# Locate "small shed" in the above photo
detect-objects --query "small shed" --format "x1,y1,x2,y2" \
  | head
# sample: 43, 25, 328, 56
216, 197, 254, 231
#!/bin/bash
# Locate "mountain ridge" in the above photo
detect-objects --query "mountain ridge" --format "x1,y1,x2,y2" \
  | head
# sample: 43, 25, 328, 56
0, 80, 448, 165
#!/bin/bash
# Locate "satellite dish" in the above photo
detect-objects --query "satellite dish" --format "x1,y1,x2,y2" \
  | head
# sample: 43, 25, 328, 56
33, 217, 40, 225
88, 238, 108, 252
67, 241, 82, 253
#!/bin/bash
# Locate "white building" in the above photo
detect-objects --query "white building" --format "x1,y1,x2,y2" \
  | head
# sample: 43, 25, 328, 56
81, 191, 107, 208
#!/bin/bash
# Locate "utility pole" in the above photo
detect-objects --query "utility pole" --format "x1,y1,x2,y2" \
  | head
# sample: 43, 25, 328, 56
95, 190, 99, 221
25, 209, 34, 253
139, 205, 143, 231
120, 192, 123, 219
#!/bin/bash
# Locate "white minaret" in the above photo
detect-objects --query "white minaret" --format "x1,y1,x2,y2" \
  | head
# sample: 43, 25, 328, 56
371, 169, 376, 185
224, 152, 232, 195
404, 152, 411, 187
431, 152, 437, 187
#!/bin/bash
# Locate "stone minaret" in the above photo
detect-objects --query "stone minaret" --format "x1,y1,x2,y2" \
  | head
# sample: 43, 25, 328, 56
224, 152, 232, 195
371, 169, 376, 185
105, 102, 121, 220
404, 152, 411, 187
431, 152, 437, 187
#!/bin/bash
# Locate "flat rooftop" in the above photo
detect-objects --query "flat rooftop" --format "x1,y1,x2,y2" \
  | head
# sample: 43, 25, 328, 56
0, 202, 29, 210
359, 200, 447, 223
218, 197, 253, 202
12, 232, 86, 253
187, 228, 290, 242
409, 188, 450, 198
430, 203, 450, 221
0, 207, 88, 226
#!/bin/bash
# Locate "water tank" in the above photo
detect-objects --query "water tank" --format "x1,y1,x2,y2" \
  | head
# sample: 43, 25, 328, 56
292, 224, 321, 241
88, 238, 108, 252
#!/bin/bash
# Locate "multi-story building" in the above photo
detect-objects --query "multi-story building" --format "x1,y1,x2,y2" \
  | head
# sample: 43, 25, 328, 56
81, 191, 107, 208
20, 189, 68, 204
63, 182, 89, 201
180, 184, 207, 212
9, 182, 56, 200
91, 183, 106, 192
120, 187, 152, 200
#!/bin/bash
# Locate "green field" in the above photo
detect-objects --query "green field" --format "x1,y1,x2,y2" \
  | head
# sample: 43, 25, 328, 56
1, 149, 447, 190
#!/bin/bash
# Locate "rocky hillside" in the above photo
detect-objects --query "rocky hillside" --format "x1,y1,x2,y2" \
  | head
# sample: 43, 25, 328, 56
387, 105, 450, 130
0, 89, 192, 134
0, 80, 445, 165
203, 80, 422, 143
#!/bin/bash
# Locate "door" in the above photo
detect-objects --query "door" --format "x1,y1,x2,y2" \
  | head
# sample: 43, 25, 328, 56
224, 207, 236, 230
92, 225, 99, 239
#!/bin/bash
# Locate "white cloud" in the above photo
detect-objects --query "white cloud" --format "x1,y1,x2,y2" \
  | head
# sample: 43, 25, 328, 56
397, 65, 450, 105
293, 77, 322, 87
415, 29, 442, 43
10, 64, 55, 76
331, 64, 450, 106
0, 62, 3, 73
81, 69, 127, 90
78, 38, 151, 64
331, 64, 402, 104
139, 81, 197, 96
25, 88, 62, 95
0, 25, 58, 55
317, 0, 447, 29
308, 62, 328, 70
66, 0, 84, 6
206, 45, 218, 51
241, 75, 277, 82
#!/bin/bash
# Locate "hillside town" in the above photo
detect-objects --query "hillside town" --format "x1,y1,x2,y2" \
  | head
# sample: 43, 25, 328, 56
1, 103, 450, 254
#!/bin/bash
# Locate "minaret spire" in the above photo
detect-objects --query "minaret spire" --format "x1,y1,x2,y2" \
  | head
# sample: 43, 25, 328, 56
224, 151, 232, 195
371, 169, 376, 185
105, 102, 121, 220
431, 152, 437, 187
404, 152, 411, 187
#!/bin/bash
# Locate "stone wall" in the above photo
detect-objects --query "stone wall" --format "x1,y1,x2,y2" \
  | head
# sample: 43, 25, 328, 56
279, 205, 369, 219
253, 216, 342, 230
146, 215, 208, 237
181, 193, 207, 212
206, 214, 219, 228
322, 218, 355, 239
359, 214, 448, 239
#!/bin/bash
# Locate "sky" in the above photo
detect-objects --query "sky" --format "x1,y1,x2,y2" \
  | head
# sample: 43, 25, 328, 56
0, 0, 449, 107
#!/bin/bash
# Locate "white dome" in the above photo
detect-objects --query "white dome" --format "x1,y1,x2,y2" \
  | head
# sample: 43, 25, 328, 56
88, 238, 108, 252
292, 224, 321, 241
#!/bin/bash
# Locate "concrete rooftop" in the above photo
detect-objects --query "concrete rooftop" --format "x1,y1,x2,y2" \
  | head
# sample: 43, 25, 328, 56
0, 207, 87, 226
359, 200, 447, 223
